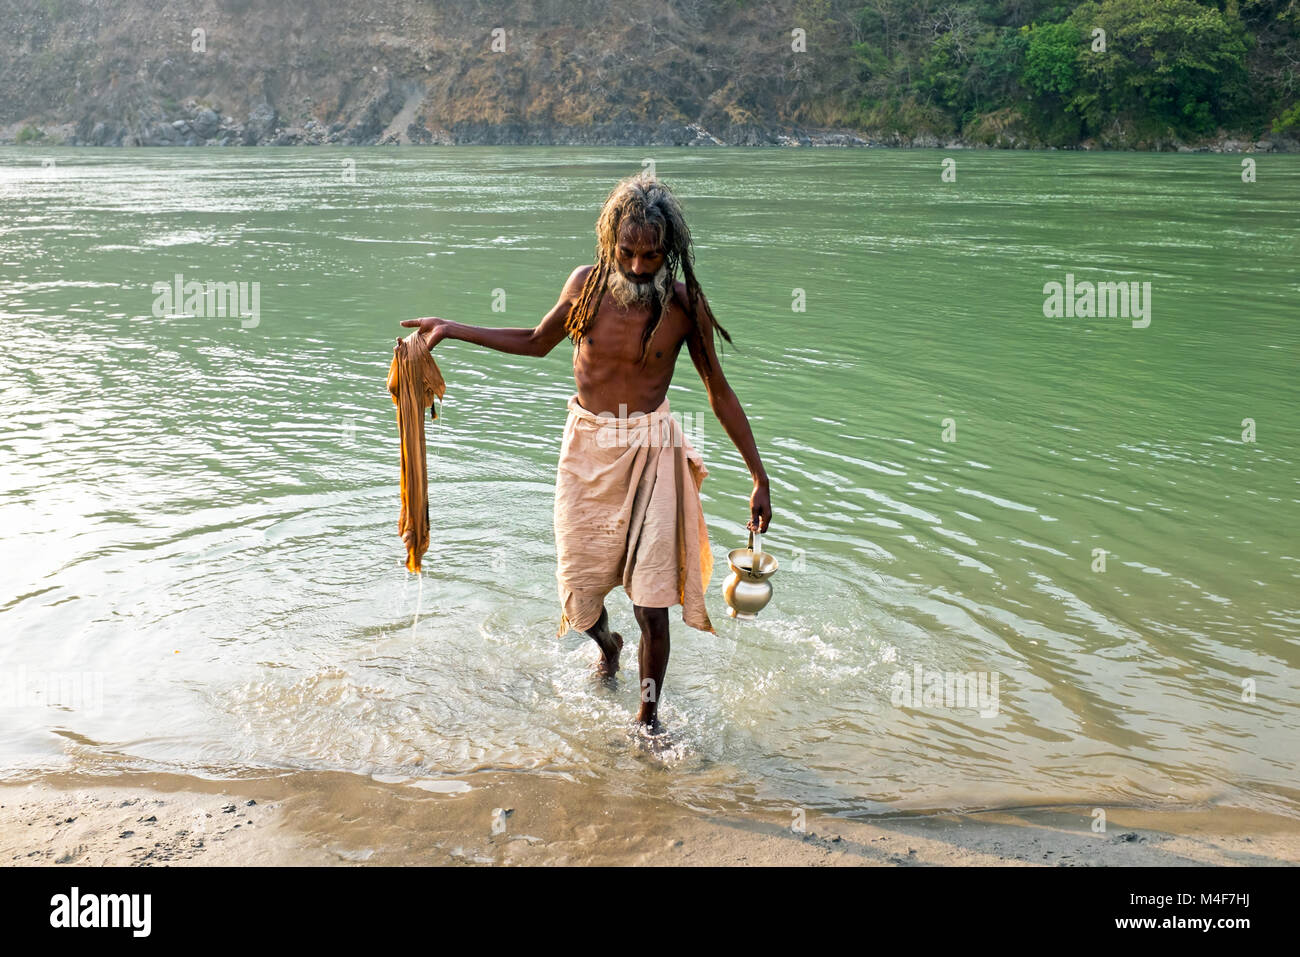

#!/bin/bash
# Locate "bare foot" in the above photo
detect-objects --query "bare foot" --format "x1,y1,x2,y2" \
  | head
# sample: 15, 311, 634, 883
632, 711, 663, 735
584, 606, 623, 676
627, 717, 680, 758
593, 632, 624, 677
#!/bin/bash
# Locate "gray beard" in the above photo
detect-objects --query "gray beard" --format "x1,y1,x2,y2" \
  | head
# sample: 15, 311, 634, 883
607, 261, 670, 309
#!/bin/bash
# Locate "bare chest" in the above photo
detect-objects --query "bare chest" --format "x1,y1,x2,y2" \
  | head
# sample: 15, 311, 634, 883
577, 295, 689, 369
571, 294, 692, 412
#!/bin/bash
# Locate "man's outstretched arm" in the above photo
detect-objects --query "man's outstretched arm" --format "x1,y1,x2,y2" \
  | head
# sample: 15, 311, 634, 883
399, 265, 588, 356
682, 289, 772, 533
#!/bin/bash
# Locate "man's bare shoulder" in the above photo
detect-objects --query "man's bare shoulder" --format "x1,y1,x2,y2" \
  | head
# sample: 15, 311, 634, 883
672, 280, 711, 328
672, 278, 710, 307
556, 264, 596, 305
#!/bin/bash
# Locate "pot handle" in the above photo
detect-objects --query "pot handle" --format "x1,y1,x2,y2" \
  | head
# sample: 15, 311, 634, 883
747, 526, 762, 558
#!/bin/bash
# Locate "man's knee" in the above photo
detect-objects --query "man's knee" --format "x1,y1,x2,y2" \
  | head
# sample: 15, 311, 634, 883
633, 604, 670, 630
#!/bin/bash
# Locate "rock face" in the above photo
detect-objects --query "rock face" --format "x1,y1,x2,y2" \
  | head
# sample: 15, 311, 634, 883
1, 0, 1295, 151
191, 107, 220, 139
242, 103, 277, 145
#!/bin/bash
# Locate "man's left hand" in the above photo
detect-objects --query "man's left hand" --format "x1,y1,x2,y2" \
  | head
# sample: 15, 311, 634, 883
748, 483, 771, 534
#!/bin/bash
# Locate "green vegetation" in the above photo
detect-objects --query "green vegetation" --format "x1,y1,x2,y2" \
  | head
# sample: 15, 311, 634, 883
16, 125, 46, 144
843, 0, 1298, 144
1271, 100, 1300, 133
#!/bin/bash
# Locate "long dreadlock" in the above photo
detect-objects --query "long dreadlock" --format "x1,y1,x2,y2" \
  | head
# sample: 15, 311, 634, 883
563, 172, 734, 375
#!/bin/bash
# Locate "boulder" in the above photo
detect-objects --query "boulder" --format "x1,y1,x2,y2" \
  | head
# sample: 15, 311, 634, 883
243, 102, 277, 144
140, 121, 181, 146
191, 107, 220, 138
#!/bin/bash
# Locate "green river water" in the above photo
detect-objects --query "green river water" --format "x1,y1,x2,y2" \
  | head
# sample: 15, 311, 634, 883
1, 147, 1297, 820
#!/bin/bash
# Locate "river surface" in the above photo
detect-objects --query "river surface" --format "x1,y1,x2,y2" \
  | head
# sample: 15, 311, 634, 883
1, 147, 1297, 821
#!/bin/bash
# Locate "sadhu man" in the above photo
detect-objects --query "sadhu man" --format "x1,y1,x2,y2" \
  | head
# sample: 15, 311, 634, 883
401, 172, 771, 732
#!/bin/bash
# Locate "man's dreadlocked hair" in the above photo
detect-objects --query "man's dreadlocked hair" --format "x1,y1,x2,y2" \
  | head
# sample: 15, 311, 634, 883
563, 171, 733, 374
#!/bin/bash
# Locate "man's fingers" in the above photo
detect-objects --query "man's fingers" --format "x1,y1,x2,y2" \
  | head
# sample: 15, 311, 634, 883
399, 319, 419, 327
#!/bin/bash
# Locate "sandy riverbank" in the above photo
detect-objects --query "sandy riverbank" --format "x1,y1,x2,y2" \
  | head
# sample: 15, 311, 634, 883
3, 768, 1297, 866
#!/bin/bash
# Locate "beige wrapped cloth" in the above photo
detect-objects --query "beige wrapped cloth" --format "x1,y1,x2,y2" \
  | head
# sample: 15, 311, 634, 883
554, 393, 716, 637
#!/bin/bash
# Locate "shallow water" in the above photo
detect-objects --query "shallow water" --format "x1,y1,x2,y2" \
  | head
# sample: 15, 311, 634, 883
1, 147, 1297, 821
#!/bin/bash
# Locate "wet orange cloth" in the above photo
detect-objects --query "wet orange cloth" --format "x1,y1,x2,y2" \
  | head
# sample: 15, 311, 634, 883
387, 331, 446, 573
554, 393, 716, 637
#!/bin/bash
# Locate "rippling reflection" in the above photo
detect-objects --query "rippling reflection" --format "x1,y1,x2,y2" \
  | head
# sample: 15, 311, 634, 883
1, 148, 1297, 820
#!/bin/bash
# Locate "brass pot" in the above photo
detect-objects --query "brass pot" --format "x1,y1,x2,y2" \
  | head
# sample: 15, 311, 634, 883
723, 527, 778, 619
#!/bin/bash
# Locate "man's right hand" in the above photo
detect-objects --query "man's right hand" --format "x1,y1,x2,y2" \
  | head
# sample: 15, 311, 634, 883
400, 317, 450, 351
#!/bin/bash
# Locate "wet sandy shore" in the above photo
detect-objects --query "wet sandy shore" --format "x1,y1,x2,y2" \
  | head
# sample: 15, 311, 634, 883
3, 769, 1297, 866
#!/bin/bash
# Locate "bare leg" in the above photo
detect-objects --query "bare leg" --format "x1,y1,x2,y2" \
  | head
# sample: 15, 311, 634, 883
632, 604, 670, 730
583, 604, 623, 676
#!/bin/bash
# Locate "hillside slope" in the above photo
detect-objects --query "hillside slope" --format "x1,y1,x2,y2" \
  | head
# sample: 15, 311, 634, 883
2, 0, 1296, 150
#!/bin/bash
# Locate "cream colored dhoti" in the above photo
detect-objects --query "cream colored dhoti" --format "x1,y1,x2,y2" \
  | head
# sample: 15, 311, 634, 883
554, 393, 716, 637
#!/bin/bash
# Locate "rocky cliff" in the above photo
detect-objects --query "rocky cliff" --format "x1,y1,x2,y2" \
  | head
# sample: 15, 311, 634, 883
2, 0, 1294, 151
2, 0, 873, 147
